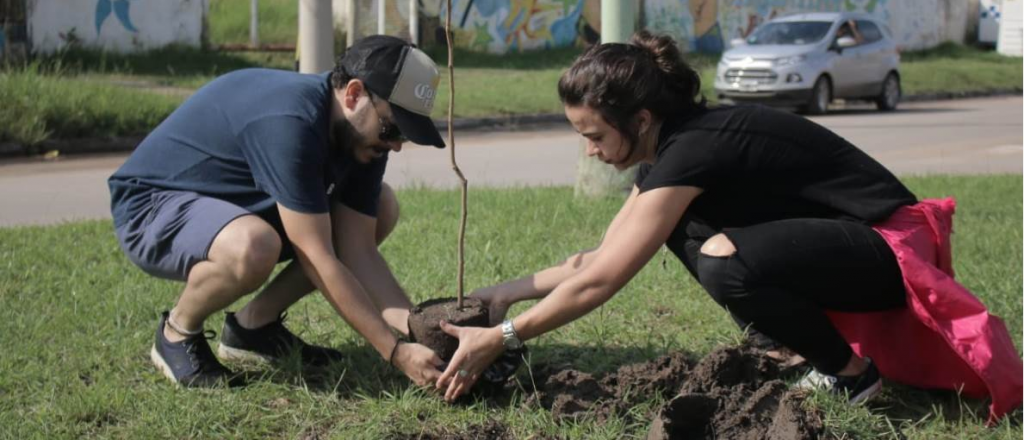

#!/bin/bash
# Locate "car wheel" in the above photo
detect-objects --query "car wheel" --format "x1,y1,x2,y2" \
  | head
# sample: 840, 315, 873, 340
805, 76, 831, 115
876, 73, 900, 111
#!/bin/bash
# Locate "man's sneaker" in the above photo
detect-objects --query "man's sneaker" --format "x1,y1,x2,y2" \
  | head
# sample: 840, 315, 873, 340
217, 312, 344, 367
796, 357, 882, 404
151, 311, 240, 388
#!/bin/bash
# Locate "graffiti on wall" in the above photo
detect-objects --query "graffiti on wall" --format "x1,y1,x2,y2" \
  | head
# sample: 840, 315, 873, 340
95, 0, 138, 34
645, 0, 948, 53
646, 0, 891, 53
30, 0, 203, 53
439, 0, 601, 52
359, 0, 953, 54
363, 0, 601, 53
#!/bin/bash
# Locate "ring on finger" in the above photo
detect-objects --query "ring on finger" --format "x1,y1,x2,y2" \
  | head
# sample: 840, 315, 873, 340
457, 369, 469, 378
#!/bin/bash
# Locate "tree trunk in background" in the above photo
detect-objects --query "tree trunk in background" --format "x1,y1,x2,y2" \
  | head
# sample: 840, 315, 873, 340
574, 0, 636, 198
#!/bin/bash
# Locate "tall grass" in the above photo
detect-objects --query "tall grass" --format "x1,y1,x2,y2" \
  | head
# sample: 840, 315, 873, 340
900, 43, 1023, 96
0, 64, 178, 145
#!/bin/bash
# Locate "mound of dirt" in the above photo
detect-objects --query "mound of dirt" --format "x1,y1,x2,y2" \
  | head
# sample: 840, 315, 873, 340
529, 346, 822, 440
526, 351, 693, 422
391, 345, 822, 439
408, 297, 489, 361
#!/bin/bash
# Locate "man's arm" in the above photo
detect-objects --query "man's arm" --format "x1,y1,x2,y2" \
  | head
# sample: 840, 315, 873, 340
331, 202, 413, 335
277, 203, 441, 385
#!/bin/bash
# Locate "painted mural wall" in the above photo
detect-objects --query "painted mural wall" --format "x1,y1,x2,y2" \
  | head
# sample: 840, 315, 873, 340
646, 0, 968, 53
433, 0, 604, 52
26, 0, 207, 54
343, 0, 603, 53
392, 0, 970, 53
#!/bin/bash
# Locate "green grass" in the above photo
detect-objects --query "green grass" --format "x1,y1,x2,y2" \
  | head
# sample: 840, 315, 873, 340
0, 66, 179, 144
30, 45, 295, 88
0, 43, 1019, 146
0, 176, 1020, 439
900, 43, 1024, 96
208, 0, 299, 46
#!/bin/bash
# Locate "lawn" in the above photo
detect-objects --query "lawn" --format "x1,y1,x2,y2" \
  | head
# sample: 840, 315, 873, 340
208, 0, 299, 47
0, 175, 1020, 439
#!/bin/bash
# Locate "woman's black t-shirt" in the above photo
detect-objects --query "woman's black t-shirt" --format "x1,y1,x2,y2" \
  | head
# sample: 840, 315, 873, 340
635, 105, 917, 231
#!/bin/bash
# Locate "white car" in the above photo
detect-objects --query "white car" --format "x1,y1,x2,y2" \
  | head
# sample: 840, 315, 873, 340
714, 12, 901, 114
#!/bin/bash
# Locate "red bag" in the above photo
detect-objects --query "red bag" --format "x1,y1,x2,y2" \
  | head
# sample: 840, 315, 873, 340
826, 198, 1022, 424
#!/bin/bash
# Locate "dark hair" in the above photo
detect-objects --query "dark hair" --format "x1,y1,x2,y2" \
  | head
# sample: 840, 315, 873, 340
558, 30, 706, 162
330, 62, 353, 90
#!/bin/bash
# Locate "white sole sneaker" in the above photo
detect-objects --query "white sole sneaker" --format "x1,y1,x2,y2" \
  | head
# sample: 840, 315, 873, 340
217, 343, 274, 364
150, 344, 180, 385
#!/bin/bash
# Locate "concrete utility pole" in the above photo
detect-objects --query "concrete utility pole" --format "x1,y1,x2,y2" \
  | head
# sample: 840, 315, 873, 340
575, 0, 636, 198
298, 0, 334, 73
378, 0, 387, 35
346, 0, 357, 48
409, 0, 419, 45
250, 0, 259, 48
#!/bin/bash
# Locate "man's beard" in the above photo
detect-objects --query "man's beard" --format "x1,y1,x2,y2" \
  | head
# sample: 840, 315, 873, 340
330, 117, 369, 159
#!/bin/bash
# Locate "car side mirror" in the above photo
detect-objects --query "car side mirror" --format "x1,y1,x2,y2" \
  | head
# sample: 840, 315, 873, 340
730, 38, 747, 47
836, 36, 857, 48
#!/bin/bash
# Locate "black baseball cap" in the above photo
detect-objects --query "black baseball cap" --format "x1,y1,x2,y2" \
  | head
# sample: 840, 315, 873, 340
338, 35, 445, 148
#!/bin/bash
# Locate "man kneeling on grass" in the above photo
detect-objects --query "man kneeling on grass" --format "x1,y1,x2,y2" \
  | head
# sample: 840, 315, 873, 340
108, 36, 445, 388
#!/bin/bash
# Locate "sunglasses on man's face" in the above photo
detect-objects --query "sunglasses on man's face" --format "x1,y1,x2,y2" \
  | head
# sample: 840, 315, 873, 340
377, 116, 407, 143
369, 95, 407, 143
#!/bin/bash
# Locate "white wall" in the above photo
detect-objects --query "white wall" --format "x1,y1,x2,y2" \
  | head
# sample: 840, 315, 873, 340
998, 0, 1023, 55
27, 0, 207, 54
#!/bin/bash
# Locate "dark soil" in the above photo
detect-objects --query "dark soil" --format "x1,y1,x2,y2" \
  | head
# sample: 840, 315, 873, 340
529, 346, 822, 440
390, 344, 822, 439
407, 297, 489, 361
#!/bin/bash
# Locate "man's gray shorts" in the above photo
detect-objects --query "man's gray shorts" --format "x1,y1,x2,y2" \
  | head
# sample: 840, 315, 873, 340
115, 191, 277, 281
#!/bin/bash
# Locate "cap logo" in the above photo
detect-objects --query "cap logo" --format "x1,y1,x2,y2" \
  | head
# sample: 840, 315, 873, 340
389, 47, 441, 117
414, 83, 436, 109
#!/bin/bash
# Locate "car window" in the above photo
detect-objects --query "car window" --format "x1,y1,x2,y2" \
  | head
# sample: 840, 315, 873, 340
856, 20, 883, 43
746, 21, 832, 45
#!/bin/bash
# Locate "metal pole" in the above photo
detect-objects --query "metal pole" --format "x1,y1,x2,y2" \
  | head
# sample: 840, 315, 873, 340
409, 0, 419, 45
250, 0, 259, 48
378, 0, 386, 35
298, 0, 334, 73
575, 0, 636, 198
346, 0, 357, 48
601, 0, 632, 44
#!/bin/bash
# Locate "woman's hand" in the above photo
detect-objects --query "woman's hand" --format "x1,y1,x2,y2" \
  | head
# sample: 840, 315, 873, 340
392, 342, 445, 387
435, 321, 505, 401
471, 286, 512, 326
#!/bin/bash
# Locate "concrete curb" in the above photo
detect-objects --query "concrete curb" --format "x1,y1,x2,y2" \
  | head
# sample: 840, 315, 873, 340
2, 89, 1020, 159
900, 87, 1023, 103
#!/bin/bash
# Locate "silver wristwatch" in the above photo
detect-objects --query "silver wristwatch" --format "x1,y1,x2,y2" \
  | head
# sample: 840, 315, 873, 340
501, 320, 523, 350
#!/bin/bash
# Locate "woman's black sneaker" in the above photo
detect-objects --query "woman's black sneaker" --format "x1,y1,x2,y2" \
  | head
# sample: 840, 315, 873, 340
796, 357, 882, 404
217, 312, 344, 367
151, 311, 240, 388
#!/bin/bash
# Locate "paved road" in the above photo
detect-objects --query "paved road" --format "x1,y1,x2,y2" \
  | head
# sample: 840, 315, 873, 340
0, 96, 1020, 227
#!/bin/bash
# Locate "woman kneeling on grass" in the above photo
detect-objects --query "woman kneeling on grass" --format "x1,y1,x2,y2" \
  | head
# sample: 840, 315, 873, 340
436, 31, 1022, 421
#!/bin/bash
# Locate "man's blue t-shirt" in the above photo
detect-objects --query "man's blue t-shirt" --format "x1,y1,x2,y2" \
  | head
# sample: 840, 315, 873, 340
108, 68, 386, 229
